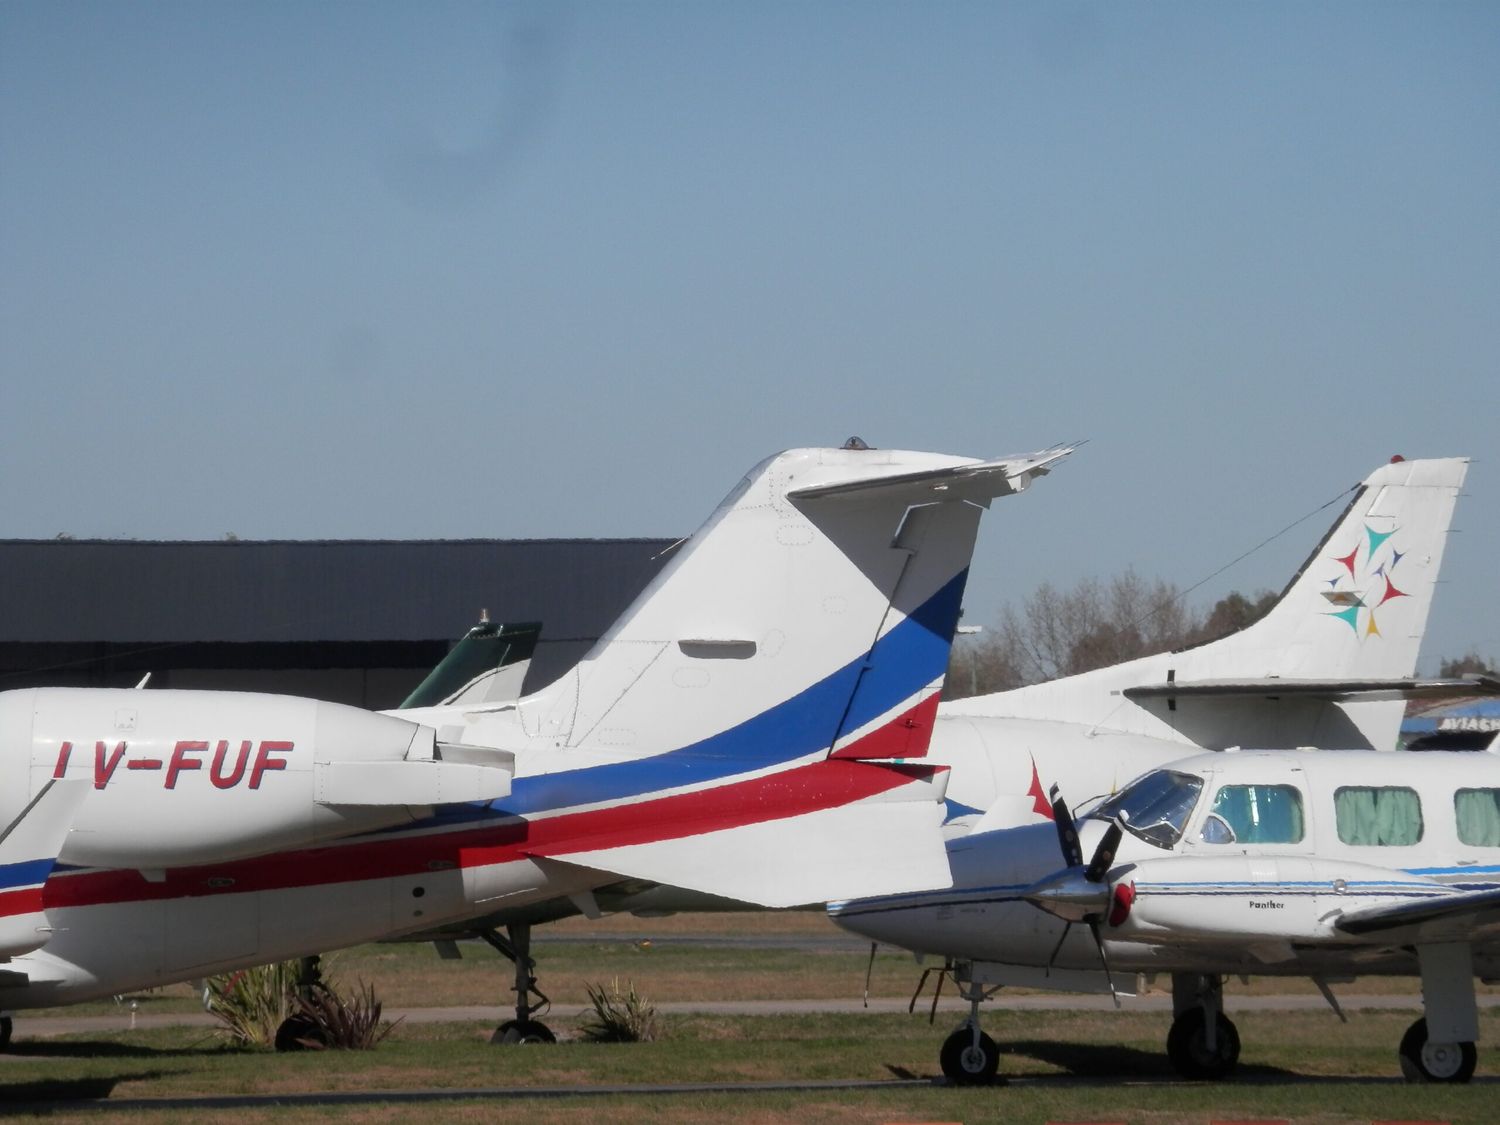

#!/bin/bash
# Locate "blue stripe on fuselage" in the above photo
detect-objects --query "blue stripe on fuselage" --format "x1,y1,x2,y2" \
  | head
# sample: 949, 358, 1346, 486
0, 857, 55, 893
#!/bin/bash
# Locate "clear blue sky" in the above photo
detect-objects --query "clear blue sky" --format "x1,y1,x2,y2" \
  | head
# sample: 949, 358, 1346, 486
2, 2, 1496, 669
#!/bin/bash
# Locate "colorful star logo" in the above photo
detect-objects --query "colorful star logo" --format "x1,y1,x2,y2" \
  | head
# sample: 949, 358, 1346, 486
1320, 522, 1407, 637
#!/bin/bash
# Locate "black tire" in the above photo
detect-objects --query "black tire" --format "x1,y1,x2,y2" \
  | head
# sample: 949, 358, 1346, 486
1166, 1008, 1240, 1080
492, 1018, 556, 1045
939, 1026, 1000, 1086
0, 1015, 12, 1051
274, 1013, 328, 1052
1398, 1018, 1476, 1083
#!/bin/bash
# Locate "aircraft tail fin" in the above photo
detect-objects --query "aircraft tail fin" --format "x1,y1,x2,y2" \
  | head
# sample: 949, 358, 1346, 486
947, 456, 1468, 750
499, 442, 1075, 903
517, 443, 1076, 764
0, 778, 89, 957
1183, 456, 1468, 682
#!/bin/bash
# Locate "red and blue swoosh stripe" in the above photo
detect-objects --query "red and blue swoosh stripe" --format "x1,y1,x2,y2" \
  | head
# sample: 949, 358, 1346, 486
465, 567, 967, 819
42, 570, 967, 911
0, 858, 58, 920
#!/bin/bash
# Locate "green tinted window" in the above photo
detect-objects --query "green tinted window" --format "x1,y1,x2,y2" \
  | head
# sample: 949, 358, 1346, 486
1455, 789, 1500, 847
1335, 787, 1423, 846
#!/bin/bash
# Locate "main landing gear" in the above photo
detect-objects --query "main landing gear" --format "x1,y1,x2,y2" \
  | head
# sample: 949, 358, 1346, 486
1399, 1017, 1477, 1083
1397, 942, 1479, 1083
482, 923, 555, 1045
1167, 948, 1483, 1084
274, 955, 332, 1052
1167, 973, 1240, 1080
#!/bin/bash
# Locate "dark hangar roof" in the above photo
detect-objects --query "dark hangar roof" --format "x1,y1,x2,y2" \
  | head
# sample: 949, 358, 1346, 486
0, 538, 678, 645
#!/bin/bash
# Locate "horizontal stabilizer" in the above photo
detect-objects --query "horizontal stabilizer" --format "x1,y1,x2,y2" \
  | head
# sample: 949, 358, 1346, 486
788, 443, 1079, 506
0, 778, 90, 957
1124, 674, 1500, 705
314, 754, 512, 806
538, 768, 953, 908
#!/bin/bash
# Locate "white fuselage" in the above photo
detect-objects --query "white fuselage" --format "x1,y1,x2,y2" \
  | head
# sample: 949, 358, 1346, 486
832, 748, 1500, 982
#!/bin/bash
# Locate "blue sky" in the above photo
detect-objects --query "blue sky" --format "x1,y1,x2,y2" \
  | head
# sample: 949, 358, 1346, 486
2, 2, 1496, 669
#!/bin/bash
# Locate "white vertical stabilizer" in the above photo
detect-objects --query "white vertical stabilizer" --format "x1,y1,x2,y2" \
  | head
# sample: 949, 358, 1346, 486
945, 457, 1468, 750
514, 445, 1075, 762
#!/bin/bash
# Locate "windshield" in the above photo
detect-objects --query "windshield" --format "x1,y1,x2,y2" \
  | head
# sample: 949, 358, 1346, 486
1090, 769, 1204, 850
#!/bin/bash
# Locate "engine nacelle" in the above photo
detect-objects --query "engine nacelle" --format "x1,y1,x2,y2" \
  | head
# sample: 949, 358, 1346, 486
1114, 854, 1444, 945
0, 687, 507, 871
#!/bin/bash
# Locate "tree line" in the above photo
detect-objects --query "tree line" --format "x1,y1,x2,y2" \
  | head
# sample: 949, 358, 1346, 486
946, 570, 1495, 700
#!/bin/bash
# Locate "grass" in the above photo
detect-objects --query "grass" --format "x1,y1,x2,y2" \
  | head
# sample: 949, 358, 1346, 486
42, 910, 1481, 1018
7, 912, 1500, 1123
2, 1009, 1497, 1123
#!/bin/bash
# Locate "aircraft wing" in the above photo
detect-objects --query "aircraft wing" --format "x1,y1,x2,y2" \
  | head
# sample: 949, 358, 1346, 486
1334, 885, 1500, 939
1123, 674, 1500, 705
524, 764, 953, 909
787, 442, 1080, 507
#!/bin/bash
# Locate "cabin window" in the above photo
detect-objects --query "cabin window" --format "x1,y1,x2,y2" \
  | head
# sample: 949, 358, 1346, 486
1092, 769, 1203, 850
1455, 789, 1500, 847
1203, 784, 1305, 844
1334, 786, 1424, 846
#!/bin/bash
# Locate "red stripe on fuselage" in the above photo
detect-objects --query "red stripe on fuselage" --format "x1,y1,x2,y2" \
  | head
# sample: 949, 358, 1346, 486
0, 887, 44, 918
44, 759, 944, 911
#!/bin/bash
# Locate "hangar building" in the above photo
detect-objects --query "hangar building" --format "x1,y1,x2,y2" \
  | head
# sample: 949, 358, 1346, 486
0, 538, 675, 709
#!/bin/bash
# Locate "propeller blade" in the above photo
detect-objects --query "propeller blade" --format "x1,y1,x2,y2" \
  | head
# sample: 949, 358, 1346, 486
1049, 784, 1083, 868
1087, 919, 1121, 1010
862, 941, 877, 1009
1084, 820, 1123, 884
1045, 921, 1073, 976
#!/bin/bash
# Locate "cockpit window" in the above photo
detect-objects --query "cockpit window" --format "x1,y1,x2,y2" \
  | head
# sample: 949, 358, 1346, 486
1090, 770, 1204, 850
1205, 784, 1306, 844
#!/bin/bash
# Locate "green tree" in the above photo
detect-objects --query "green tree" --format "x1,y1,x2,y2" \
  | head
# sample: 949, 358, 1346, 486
1188, 589, 1278, 646
945, 575, 1277, 700
1438, 651, 1497, 678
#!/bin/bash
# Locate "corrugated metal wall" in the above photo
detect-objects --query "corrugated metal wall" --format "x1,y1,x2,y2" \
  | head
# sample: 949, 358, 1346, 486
0, 539, 676, 705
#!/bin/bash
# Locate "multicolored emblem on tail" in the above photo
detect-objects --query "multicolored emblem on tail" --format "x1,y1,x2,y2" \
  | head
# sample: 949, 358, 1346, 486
1321, 522, 1409, 638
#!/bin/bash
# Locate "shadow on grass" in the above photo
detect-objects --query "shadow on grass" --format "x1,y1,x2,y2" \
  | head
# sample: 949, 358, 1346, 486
3, 1038, 234, 1060
1003, 1038, 1298, 1080
883, 1064, 923, 1081
0, 1070, 180, 1104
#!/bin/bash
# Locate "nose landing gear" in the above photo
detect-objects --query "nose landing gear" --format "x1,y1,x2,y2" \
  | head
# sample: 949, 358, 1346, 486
1166, 973, 1240, 1080
932, 965, 1006, 1085
940, 1022, 1000, 1085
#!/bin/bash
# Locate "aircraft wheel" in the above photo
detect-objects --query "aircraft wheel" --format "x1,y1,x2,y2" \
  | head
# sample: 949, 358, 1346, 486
492, 1018, 556, 1045
1398, 1018, 1476, 1083
274, 1013, 328, 1052
0, 1015, 12, 1050
1166, 1008, 1240, 1080
939, 1026, 1000, 1085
